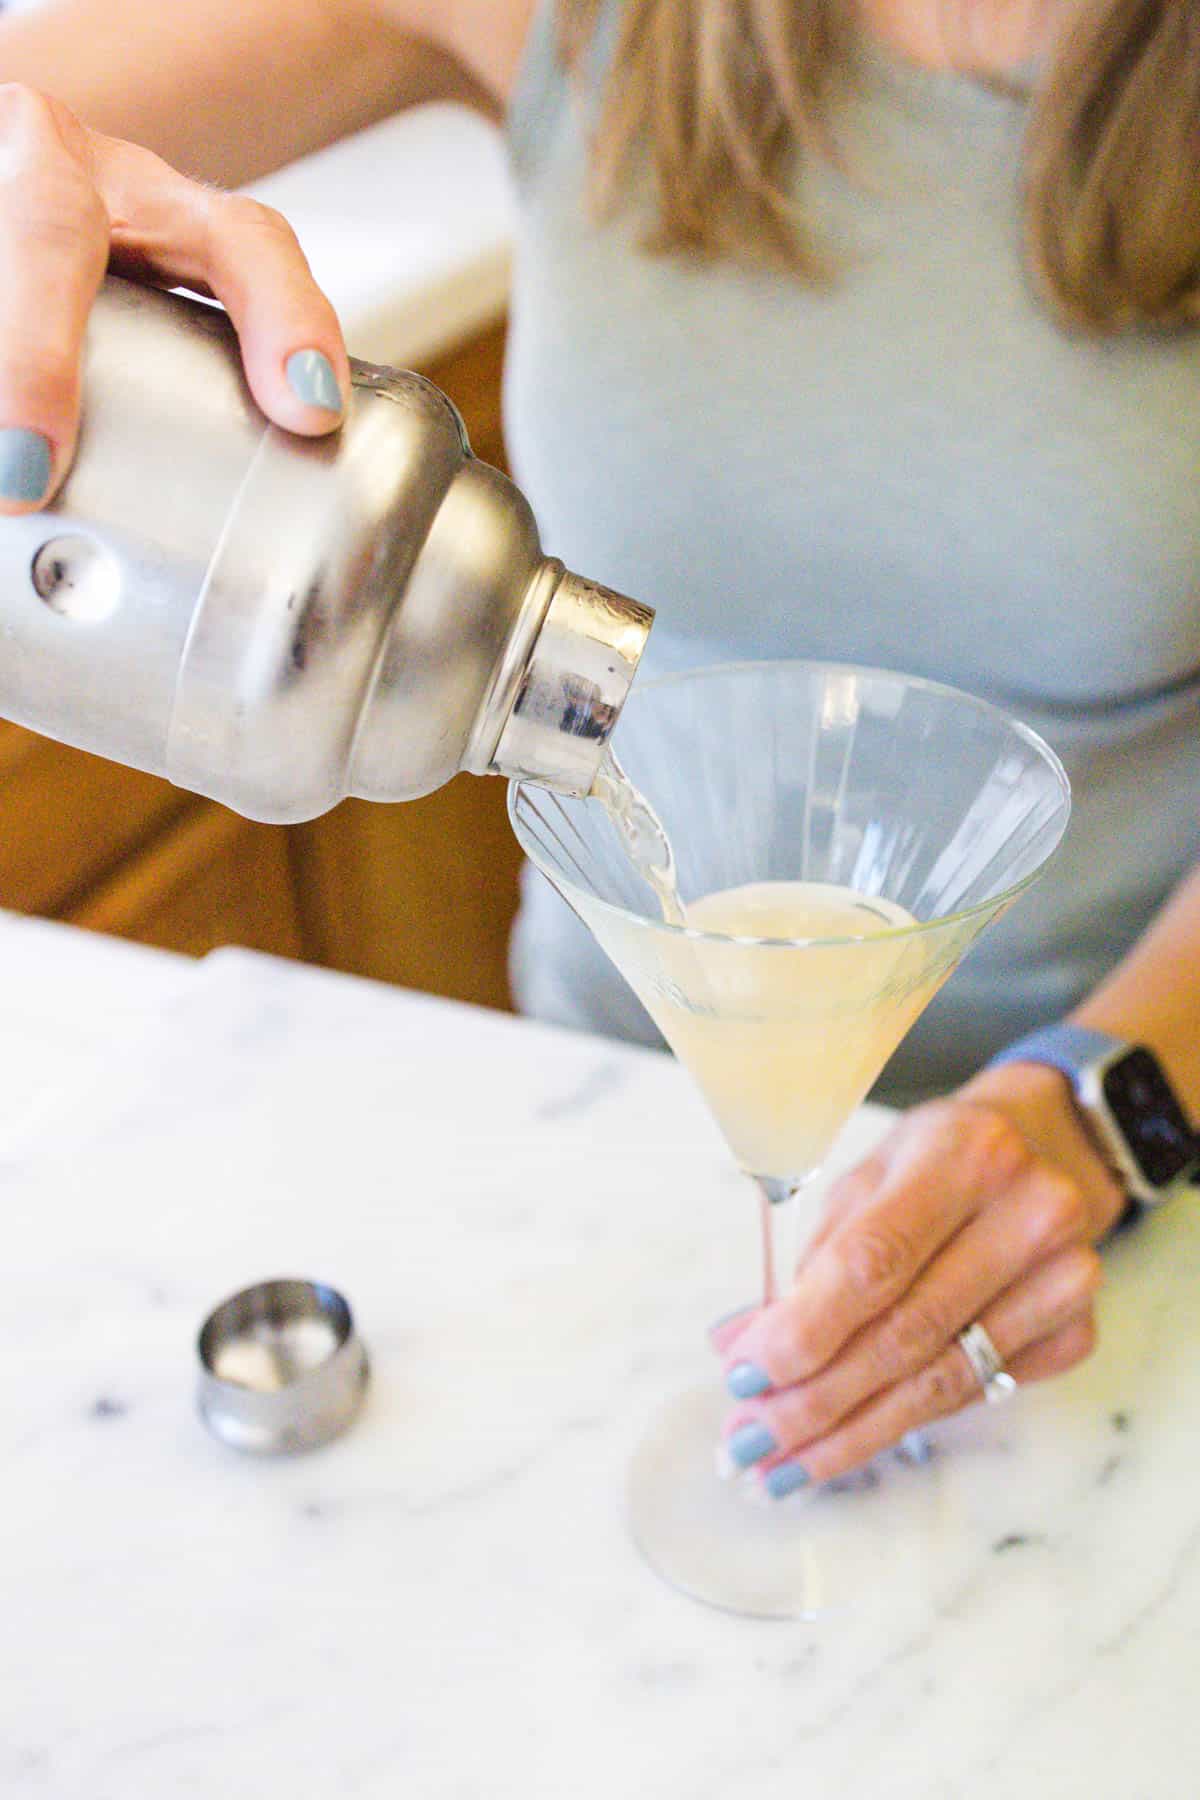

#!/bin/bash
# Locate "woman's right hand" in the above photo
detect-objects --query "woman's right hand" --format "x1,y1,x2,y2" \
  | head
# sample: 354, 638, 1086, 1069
0, 83, 350, 514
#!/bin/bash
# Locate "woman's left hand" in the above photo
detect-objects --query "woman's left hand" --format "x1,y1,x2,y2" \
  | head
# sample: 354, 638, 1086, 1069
713, 1060, 1128, 1497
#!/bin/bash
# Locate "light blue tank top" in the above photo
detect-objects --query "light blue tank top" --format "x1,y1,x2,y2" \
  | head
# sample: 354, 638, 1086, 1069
503, 4, 1200, 1098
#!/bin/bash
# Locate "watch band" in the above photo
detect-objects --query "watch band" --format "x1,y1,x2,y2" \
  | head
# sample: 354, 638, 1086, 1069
988, 1022, 1200, 1218
988, 1023, 1122, 1078
989, 1023, 1143, 1226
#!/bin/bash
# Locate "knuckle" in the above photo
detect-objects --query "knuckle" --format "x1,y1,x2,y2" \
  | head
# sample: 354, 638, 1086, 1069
5, 348, 79, 410
1064, 1244, 1105, 1304
904, 1098, 1032, 1191
878, 1298, 948, 1372
777, 1384, 829, 1442
1074, 1312, 1098, 1357
0, 81, 57, 132
935, 1094, 1036, 1180
902, 1096, 960, 1148
829, 1151, 888, 1208
1058, 1311, 1098, 1368
18, 179, 107, 250
0, 125, 107, 245
838, 1223, 911, 1305
0, 84, 89, 165
916, 1352, 970, 1416
1028, 1171, 1088, 1250
218, 193, 300, 250
960, 1103, 1033, 1184
779, 1315, 827, 1380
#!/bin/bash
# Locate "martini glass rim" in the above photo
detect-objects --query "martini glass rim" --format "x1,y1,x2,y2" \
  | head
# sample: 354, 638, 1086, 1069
507, 656, 1072, 953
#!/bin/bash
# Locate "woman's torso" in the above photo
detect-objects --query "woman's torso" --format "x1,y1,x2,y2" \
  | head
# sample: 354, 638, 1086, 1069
503, 3, 1200, 1095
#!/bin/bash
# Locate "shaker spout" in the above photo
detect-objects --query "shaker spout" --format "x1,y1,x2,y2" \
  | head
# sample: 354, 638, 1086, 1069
485, 570, 654, 795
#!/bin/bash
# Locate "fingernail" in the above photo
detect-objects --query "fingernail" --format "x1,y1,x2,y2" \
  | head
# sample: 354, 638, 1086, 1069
286, 350, 343, 414
764, 1460, 810, 1501
709, 1305, 752, 1336
897, 1429, 933, 1466
0, 428, 52, 502
726, 1361, 772, 1399
726, 1421, 777, 1469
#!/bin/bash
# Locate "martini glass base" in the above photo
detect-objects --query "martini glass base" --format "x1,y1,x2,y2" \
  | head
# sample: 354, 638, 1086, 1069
625, 1380, 951, 1621
626, 1383, 822, 1619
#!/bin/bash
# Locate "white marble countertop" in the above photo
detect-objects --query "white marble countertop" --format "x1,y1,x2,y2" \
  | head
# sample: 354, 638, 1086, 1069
3, 918, 1199, 1797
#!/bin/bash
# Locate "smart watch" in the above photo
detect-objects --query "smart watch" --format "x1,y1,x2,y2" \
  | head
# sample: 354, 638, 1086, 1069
988, 1023, 1200, 1211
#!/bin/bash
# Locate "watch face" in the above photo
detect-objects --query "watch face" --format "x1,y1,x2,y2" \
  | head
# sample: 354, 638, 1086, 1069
1102, 1048, 1197, 1187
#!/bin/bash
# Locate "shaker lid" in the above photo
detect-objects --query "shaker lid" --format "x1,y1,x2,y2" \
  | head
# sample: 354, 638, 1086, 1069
197, 1278, 369, 1454
487, 569, 654, 796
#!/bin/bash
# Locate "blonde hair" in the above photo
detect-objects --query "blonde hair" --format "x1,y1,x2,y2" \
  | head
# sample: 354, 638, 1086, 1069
557, 0, 1200, 331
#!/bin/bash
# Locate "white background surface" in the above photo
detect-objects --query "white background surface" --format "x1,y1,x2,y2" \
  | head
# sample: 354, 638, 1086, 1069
1, 918, 1198, 1796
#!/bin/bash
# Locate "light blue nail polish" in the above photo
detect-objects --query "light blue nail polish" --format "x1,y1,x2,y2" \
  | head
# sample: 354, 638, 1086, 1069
765, 1460, 810, 1500
0, 428, 51, 502
897, 1429, 933, 1467
286, 350, 342, 414
727, 1361, 772, 1399
727, 1421, 777, 1468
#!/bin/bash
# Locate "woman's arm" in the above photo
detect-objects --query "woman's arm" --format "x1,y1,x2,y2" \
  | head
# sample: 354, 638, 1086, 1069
1067, 856, 1200, 1115
0, 0, 533, 512
0, 0, 521, 187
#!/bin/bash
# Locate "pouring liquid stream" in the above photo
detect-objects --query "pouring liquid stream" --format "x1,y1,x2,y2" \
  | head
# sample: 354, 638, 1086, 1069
590, 748, 687, 926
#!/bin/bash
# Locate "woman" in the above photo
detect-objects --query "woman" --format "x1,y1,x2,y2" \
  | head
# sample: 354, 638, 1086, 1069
1, 0, 1197, 1494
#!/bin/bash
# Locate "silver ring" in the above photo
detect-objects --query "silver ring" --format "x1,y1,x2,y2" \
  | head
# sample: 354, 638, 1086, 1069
957, 1321, 1017, 1406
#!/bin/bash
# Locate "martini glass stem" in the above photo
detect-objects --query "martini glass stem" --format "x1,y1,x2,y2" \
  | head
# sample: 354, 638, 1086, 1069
754, 1175, 802, 1308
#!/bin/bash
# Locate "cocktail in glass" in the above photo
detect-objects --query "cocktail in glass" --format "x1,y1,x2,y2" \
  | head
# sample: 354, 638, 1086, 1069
509, 661, 1071, 1617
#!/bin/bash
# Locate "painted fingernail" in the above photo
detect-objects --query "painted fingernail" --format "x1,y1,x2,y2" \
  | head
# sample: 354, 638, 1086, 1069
726, 1361, 772, 1399
764, 1460, 810, 1501
897, 1429, 933, 1466
285, 350, 343, 414
0, 428, 52, 503
726, 1422, 777, 1469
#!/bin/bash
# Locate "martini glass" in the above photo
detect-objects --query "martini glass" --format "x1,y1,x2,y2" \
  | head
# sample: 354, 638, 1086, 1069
509, 661, 1070, 1617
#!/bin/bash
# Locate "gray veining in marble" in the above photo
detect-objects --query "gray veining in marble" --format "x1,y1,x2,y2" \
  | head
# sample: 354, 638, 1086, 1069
0, 931, 1197, 1797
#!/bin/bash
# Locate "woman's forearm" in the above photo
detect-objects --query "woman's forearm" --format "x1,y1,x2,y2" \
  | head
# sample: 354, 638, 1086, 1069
1070, 856, 1200, 1116
0, 0, 480, 185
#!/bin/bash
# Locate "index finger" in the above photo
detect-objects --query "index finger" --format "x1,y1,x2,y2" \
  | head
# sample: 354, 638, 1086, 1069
92, 133, 350, 437
723, 1101, 1033, 1390
0, 85, 109, 510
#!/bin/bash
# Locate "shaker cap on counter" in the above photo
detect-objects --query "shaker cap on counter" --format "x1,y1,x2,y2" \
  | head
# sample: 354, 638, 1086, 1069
197, 1278, 369, 1454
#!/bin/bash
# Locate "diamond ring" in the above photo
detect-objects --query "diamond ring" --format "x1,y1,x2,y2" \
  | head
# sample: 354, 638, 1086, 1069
957, 1321, 1017, 1405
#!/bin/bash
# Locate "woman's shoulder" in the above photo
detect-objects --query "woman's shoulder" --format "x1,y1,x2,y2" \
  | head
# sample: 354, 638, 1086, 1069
387, 0, 540, 108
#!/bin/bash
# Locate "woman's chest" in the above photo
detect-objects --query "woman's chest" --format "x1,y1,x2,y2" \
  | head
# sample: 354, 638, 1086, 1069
507, 197, 1200, 708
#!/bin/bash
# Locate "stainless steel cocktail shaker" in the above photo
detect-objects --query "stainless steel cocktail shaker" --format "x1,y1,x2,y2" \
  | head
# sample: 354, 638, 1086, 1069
0, 278, 652, 822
